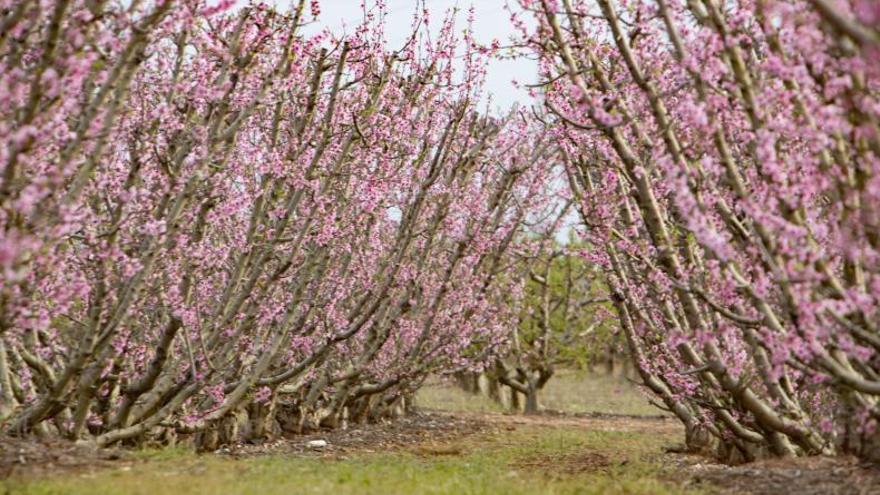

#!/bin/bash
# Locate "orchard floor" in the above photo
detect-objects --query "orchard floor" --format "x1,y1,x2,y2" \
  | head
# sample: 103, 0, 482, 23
2, 373, 880, 495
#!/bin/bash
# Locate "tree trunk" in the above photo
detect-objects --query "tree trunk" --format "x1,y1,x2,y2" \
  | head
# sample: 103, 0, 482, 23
523, 379, 539, 415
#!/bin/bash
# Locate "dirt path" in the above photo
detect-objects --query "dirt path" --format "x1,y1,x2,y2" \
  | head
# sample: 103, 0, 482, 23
3, 410, 880, 494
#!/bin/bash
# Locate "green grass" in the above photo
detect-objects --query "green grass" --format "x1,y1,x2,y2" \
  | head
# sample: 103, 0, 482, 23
416, 370, 661, 417
2, 425, 704, 495
415, 381, 507, 413
540, 369, 661, 416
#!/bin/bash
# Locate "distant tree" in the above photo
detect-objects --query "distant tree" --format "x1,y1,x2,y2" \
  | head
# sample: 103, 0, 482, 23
490, 239, 614, 414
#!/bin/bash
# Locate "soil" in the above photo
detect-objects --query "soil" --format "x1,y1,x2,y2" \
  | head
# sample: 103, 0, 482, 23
0, 435, 131, 480
223, 411, 495, 459
673, 454, 880, 495
3, 410, 880, 494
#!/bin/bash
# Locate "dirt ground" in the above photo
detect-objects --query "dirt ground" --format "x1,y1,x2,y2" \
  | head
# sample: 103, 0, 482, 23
0, 435, 130, 479
672, 453, 880, 495
3, 410, 880, 494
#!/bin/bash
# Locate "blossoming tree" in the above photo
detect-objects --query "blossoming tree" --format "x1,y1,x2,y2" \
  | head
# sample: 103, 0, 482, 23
0, 0, 551, 448
521, 0, 880, 461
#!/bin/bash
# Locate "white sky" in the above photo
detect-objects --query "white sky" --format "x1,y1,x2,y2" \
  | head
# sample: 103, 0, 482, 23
298, 0, 537, 112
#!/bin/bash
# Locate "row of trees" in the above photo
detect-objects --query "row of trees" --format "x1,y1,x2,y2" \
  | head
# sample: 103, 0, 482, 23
0, 0, 554, 448
522, 0, 880, 462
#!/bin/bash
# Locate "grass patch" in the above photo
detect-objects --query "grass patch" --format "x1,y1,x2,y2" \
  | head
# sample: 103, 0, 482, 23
540, 370, 661, 416
416, 370, 661, 417
415, 381, 507, 413
2, 425, 705, 495
131, 445, 195, 462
